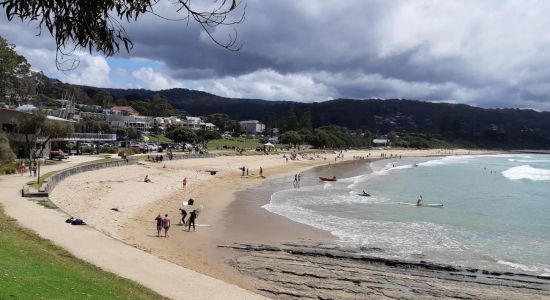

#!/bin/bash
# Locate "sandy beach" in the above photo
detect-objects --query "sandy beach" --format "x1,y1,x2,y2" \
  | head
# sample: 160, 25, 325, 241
49, 149, 504, 293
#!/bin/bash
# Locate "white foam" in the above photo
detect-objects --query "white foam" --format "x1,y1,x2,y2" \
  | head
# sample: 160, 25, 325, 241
264, 191, 465, 258
418, 155, 473, 167
497, 260, 539, 272
501, 165, 550, 181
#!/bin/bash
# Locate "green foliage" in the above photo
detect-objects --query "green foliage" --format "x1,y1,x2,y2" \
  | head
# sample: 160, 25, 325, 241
202, 113, 242, 133
0, 160, 18, 174
197, 130, 222, 142
126, 128, 141, 140
99, 146, 118, 154
118, 148, 138, 156
0, 132, 15, 163
390, 132, 457, 149
166, 127, 197, 143
304, 126, 371, 149
1, 1, 241, 59
280, 130, 302, 147
0, 36, 34, 105
80, 146, 95, 154
0, 205, 161, 299
207, 137, 262, 150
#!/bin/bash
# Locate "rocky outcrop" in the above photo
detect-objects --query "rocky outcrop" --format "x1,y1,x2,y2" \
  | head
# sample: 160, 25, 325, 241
221, 243, 550, 299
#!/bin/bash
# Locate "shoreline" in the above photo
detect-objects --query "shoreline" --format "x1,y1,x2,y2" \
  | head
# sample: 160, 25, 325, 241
49, 149, 513, 296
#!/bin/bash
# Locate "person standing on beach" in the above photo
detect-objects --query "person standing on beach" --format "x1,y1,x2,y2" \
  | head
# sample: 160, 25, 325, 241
242, 166, 245, 176
188, 210, 198, 232
179, 208, 187, 225
163, 214, 171, 237
260, 167, 263, 177
155, 214, 163, 237
293, 174, 298, 187
182, 177, 188, 190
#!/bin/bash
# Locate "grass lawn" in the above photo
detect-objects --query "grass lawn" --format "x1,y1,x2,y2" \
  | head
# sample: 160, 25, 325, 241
0, 205, 163, 299
144, 135, 173, 143
207, 137, 263, 150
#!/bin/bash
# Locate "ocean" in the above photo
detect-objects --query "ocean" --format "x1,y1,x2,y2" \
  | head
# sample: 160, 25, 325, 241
263, 154, 550, 276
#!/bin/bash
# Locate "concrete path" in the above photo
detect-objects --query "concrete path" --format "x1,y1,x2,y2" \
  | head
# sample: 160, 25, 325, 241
0, 156, 266, 300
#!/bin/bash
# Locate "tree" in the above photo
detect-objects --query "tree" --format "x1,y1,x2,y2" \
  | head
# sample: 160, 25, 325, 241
280, 130, 302, 148
0, 36, 35, 105
151, 94, 176, 117
1, 1, 243, 69
166, 127, 197, 143
0, 132, 15, 163
300, 111, 313, 131
17, 114, 74, 158
126, 128, 141, 140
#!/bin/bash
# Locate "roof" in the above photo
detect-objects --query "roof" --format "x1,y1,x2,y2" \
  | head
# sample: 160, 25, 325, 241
110, 106, 138, 115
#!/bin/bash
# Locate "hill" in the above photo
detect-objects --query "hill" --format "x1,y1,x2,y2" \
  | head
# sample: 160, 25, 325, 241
78, 86, 550, 149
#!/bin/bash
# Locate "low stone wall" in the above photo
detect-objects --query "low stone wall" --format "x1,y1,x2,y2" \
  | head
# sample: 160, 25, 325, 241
44, 153, 215, 193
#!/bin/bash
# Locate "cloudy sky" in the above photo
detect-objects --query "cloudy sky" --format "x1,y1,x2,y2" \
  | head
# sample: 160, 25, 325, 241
2, 0, 550, 110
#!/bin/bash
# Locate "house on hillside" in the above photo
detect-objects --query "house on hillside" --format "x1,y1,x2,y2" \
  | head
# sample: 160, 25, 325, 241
107, 106, 139, 116
372, 138, 390, 147
239, 120, 265, 135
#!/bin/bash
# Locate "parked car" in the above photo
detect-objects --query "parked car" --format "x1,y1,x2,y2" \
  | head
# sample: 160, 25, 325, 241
49, 150, 66, 160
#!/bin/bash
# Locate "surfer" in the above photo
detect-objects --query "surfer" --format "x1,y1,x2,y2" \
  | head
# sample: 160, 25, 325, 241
179, 208, 187, 225
416, 195, 423, 206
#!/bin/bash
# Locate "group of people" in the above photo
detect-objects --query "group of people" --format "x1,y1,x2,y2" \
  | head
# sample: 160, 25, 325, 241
179, 206, 199, 232
155, 214, 171, 237
19, 161, 38, 177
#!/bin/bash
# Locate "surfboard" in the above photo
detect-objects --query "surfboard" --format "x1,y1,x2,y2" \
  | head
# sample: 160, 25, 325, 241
397, 202, 443, 207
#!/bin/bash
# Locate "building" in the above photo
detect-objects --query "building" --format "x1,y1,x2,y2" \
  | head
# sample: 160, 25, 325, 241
372, 138, 390, 146
105, 115, 154, 131
239, 120, 265, 135
108, 106, 139, 116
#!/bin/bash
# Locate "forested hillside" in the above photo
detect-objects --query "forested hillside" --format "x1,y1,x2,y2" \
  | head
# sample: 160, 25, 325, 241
79, 86, 550, 149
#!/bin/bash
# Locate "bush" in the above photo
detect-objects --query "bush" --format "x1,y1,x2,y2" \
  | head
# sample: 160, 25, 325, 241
100, 146, 118, 154
0, 160, 18, 175
81, 146, 95, 154
118, 148, 138, 157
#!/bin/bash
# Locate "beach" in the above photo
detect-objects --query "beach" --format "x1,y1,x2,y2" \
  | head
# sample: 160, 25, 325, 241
48, 149, 550, 298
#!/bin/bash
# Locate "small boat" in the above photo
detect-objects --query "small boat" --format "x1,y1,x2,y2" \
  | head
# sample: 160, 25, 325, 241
319, 176, 337, 182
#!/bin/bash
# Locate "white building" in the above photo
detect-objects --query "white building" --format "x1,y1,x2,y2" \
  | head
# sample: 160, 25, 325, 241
239, 120, 265, 135
106, 115, 155, 131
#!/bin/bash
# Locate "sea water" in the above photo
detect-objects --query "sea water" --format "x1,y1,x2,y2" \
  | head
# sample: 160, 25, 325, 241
263, 154, 550, 276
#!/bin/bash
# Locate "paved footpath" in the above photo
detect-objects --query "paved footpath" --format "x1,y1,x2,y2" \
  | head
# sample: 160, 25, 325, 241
0, 156, 266, 300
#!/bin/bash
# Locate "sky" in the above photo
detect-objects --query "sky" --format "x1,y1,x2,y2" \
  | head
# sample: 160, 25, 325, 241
2, 0, 550, 110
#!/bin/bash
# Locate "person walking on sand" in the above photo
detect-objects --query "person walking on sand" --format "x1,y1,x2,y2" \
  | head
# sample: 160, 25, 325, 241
182, 177, 188, 190
188, 210, 197, 232
163, 214, 171, 237
155, 214, 163, 237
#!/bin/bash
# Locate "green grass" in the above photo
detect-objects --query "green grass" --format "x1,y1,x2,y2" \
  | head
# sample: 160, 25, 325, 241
144, 135, 173, 143
207, 137, 262, 150
26, 170, 57, 190
0, 204, 163, 299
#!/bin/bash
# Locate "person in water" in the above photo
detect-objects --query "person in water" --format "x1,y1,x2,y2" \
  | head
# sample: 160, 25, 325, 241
416, 195, 423, 206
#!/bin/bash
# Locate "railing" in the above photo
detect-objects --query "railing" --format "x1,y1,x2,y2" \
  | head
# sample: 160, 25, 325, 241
51, 133, 117, 141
